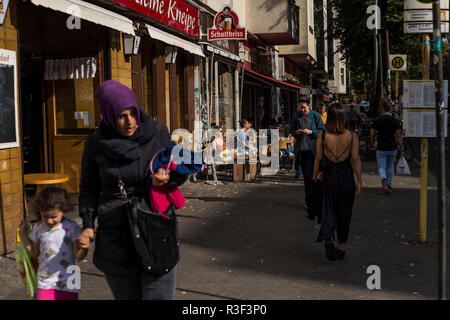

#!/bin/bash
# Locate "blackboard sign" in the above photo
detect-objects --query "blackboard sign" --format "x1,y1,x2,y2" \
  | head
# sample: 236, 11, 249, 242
0, 49, 19, 149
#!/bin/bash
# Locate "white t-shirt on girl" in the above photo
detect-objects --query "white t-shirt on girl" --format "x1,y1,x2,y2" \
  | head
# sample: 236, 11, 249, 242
29, 218, 82, 293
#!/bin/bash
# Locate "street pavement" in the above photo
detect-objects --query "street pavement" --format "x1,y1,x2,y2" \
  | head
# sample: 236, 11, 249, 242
1, 159, 449, 300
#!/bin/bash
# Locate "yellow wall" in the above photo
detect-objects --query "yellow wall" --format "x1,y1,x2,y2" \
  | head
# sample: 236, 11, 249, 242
110, 30, 132, 88
54, 78, 96, 130
0, 2, 23, 255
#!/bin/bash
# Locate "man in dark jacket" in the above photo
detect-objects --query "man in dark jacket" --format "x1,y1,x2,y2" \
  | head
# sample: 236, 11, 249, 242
78, 80, 186, 300
291, 96, 325, 211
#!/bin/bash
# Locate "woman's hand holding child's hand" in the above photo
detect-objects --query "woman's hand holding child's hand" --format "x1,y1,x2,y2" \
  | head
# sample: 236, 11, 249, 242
78, 234, 91, 249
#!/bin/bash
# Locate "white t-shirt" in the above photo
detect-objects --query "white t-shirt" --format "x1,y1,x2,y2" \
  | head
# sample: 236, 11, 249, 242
29, 218, 82, 293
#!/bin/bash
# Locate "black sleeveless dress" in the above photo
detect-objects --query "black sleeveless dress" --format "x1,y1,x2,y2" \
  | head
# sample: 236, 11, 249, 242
317, 134, 356, 244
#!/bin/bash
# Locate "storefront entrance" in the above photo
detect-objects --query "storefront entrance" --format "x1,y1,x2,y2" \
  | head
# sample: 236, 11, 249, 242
20, 52, 45, 174
18, 2, 107, 193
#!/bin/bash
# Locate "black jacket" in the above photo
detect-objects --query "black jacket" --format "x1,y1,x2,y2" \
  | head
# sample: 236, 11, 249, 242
78, 110, 186, 275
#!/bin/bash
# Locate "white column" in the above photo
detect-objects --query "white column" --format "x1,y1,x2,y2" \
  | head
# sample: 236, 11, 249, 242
215, 60, 219, 126
234, 67, 240, 129
205, 57, 210, 130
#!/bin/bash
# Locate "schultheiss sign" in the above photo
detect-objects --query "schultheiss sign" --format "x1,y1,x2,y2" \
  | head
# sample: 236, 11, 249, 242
208, 5, 247, 41
109, 0, 199, 38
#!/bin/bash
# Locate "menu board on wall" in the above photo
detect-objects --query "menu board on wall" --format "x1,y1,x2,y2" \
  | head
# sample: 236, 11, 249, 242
0, 49, 19, 149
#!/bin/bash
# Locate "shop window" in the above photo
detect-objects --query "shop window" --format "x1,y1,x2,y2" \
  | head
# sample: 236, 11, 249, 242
54, 78, 99, 134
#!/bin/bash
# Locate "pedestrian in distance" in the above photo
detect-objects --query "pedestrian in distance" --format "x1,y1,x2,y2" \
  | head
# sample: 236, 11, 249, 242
318, 103, 327, 125
236, 119, 251, 155
370, 101, 405, 194
291, 96, 325, 211
78, 80, 187, 300
313, 104, 362, 261
18, 187, 89, 300
348, 104, 358, 132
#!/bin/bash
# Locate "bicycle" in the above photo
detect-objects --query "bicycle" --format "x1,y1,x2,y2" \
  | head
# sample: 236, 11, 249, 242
357, 116, 377, 161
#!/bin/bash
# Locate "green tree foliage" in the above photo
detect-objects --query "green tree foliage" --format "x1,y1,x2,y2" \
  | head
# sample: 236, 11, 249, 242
329, 0, 449, 96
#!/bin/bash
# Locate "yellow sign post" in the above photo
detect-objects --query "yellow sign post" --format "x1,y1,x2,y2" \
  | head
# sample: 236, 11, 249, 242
419, 34, 431, 243
389, 54, 407, 118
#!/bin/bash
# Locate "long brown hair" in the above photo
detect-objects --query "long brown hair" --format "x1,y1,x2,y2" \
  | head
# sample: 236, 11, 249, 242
326, 103, 348, 134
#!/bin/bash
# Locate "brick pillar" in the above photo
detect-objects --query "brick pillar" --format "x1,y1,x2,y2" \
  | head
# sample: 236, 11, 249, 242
110, 30, 132, 89
0, 1, 23, 255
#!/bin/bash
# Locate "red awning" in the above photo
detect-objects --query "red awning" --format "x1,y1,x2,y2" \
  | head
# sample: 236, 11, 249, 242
243, 68, 305, 91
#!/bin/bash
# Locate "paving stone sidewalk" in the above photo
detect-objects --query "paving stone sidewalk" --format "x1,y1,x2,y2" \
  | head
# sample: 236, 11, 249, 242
1, 159, 449, 300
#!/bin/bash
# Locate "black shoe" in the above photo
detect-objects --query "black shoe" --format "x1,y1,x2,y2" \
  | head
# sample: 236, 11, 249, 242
382, 179, 389, 194
336, 249, 347, 260
295, 173, 299, 178
324, 241, 337, 261
388, 186, 393, 193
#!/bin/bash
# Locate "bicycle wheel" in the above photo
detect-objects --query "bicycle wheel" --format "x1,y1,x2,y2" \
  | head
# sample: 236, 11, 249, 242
403, 141, 414, 162
359, 137, 376, 161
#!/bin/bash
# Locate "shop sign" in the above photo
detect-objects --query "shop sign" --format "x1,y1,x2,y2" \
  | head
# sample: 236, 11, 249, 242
0, 0, 10, 26
0, 48, 19, 149
208, 4, 247, 41
109, 0, 199, 38
44, 58, 97, 80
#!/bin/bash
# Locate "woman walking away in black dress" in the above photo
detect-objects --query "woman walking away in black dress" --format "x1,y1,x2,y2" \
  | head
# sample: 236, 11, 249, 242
313, 104, 362, 261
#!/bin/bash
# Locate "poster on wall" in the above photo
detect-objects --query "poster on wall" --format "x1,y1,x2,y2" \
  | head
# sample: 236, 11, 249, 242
0, 49, 19, 149
0, 0, 11, 26
208, 4, 247, 41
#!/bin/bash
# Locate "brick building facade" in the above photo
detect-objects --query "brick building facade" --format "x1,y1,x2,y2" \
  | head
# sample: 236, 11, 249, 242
0, 1, 24, 255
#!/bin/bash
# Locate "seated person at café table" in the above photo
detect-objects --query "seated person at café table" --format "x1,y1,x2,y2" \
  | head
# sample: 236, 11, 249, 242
279, 122, 295, 156
236, 119, 251, 155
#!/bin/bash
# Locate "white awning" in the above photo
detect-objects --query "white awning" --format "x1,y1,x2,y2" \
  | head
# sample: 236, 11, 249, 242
31, 0, 135, 35
146, 24, 204, 58
204, 44, 244, 63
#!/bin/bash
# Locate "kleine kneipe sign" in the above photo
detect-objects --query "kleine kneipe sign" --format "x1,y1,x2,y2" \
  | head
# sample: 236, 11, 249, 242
208, 4, 247, 41
109, 0, 199, 38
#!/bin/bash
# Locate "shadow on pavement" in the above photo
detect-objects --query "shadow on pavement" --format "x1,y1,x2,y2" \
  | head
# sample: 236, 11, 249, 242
177, 160, 449, 300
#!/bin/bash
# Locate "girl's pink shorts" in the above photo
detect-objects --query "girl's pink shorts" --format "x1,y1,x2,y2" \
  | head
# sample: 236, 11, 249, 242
36, 288, 79, 300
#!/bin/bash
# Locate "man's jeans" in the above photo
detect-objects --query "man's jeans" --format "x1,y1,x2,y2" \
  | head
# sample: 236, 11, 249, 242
376, 150, 397, 186
105, 266, 177, 300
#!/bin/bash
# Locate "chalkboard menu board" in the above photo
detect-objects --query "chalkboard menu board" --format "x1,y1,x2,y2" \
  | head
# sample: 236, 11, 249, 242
0, 49, 19, 149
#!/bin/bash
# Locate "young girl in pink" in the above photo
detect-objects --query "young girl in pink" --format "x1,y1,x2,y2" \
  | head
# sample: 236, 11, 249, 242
19, 187, 90, 300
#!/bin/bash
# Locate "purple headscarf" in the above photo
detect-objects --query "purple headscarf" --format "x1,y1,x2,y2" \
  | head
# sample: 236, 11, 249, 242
96, 80, 141, 134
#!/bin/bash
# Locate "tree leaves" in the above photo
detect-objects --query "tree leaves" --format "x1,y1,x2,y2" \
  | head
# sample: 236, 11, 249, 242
328, 0, 449, 95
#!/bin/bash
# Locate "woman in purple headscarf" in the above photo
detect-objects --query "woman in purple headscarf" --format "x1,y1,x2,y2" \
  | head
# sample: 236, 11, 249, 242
78, 80, 186, 300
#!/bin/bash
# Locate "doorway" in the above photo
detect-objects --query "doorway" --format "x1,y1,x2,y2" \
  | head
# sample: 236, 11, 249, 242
20, 51, 45, 174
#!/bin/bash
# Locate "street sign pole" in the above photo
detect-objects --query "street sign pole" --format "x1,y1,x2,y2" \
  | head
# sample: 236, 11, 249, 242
432, 0, 446, 301
419, 34, 430, 244
395, 71, 399, 118
389, 54, 406, 118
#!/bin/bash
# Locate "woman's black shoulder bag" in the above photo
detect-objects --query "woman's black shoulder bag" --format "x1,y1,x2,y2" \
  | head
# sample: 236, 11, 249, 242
116, 166, 180, 277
